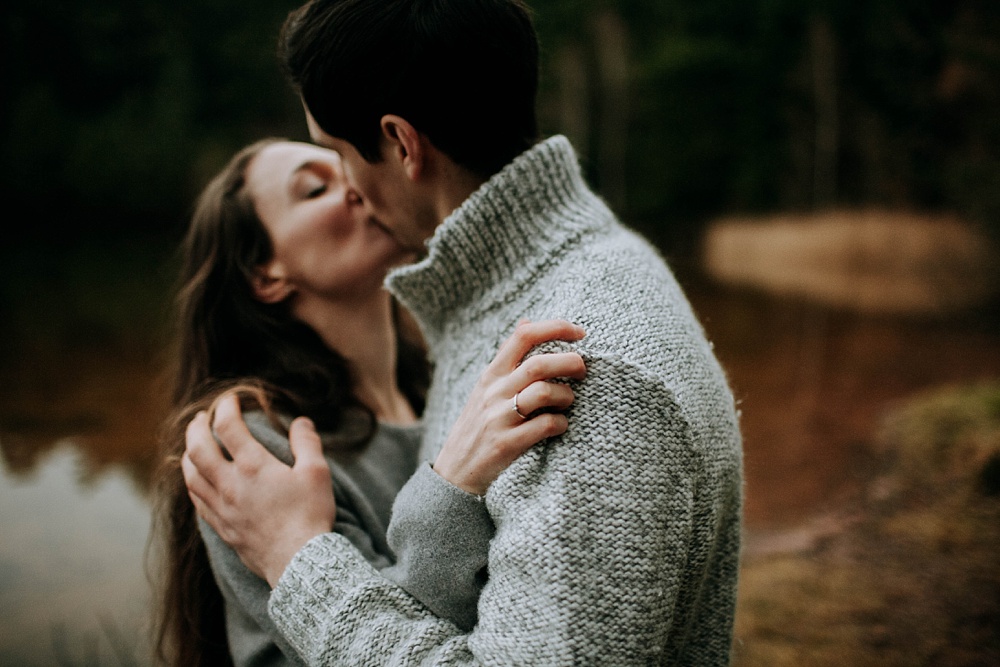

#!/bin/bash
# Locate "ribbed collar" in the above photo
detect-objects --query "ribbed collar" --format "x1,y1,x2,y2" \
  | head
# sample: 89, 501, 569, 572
386, 135, 611, 347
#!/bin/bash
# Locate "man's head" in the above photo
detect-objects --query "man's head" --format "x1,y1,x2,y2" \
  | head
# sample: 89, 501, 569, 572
279, 0, 540, 182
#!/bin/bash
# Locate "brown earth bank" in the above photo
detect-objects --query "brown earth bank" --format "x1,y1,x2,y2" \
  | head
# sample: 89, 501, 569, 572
684, 273, 1000, 528
728, 382, 1000, 666
701, 210, 1000, 316
682, 272, 1000, 665
0, 340, 170, 494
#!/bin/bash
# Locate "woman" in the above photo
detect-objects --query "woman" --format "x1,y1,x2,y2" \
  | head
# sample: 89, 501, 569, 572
152, 139, 584, 667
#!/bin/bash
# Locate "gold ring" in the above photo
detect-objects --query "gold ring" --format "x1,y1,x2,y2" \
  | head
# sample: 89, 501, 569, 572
512, 392, 528, 420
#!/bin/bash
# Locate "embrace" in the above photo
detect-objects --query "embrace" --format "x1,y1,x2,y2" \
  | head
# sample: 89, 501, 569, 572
153, 0, 743, 665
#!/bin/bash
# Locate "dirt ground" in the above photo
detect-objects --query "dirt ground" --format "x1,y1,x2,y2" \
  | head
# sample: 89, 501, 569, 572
686, 275, 1000, 666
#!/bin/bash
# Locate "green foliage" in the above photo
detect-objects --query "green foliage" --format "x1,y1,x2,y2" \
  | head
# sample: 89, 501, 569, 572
533, 0, 1000, 246
0, 235, 178, 354
2, 0, 999, 246
1, 0, 303, 237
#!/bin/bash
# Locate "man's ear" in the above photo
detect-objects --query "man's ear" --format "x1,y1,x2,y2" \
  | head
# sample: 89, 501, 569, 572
380, 114, 424, 181
251, 261, 294, 304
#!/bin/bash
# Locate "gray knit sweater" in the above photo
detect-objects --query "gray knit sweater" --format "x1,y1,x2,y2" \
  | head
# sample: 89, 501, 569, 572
201, 412, 493, 665
268, 136, 744, 665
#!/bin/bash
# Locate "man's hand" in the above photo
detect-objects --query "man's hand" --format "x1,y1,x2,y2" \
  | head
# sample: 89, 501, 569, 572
182, 393, 336, 588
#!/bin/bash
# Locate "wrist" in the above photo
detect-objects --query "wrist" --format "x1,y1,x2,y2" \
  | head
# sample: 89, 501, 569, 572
430, 461, 487, 498
265, 528, 326, 588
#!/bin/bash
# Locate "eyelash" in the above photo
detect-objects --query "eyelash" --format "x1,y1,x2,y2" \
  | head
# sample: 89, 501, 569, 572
306, 184, 327, 198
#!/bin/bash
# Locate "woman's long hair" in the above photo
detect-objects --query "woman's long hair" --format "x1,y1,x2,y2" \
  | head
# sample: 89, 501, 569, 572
150, 138, 428, 667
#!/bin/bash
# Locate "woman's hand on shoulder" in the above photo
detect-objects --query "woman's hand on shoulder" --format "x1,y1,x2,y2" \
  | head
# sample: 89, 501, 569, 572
432, 319, 587, 496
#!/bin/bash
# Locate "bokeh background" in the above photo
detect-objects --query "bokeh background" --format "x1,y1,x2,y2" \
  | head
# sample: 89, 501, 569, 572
2, 1, 999, 665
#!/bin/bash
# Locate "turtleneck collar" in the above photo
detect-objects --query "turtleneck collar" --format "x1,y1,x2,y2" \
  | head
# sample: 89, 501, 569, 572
385, 135, 612, 347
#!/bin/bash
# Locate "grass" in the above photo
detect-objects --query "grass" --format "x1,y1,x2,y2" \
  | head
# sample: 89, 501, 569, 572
877, 383, 1000, 495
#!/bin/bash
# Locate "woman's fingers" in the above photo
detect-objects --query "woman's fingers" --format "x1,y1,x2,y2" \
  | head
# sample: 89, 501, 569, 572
512, 381, 575, 419
491, 319, 586, 372
509, 412, 571, 449
510, 351, 587, 390
433, 319, 587, 496
499, 411, 572, 464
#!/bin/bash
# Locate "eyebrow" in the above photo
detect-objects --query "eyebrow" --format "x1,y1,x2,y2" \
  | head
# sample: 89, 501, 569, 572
286, 160, 325, 194
290, 160, 324, 180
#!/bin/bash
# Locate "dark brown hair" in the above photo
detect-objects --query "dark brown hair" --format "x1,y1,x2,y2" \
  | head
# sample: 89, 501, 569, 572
279, 0, 540, 180
151, 138, 427, 666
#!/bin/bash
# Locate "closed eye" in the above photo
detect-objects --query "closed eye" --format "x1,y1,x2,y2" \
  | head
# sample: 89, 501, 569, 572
289, 159, 335, 200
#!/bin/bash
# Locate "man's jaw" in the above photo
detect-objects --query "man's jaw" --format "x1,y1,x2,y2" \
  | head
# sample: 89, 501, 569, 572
369, 217, 427, 257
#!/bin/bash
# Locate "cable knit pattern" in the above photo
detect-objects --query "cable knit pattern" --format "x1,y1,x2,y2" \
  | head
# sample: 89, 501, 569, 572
269, 136, 743, 665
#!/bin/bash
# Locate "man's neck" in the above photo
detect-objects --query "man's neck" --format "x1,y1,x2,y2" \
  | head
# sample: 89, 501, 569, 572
385, 136, 603, 345
424, 151, 487, 241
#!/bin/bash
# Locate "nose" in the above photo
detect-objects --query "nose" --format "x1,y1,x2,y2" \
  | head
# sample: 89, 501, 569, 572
346, 188, 362, 205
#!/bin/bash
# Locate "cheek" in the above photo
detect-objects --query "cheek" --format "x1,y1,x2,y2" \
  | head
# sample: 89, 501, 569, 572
273, 216, 343, 269
282, 233, 340, 286
304, 205, 354, 242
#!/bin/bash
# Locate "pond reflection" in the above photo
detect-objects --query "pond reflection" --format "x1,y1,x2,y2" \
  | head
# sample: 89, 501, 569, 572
0, 330, 169, 664
0, 443, 152, 667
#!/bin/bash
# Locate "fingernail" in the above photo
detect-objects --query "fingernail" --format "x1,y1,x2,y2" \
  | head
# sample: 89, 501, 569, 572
298, 416, 315, 429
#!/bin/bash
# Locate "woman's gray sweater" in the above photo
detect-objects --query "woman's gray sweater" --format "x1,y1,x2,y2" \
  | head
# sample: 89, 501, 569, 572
268, 136, 744, 665
200, 413, 494, 666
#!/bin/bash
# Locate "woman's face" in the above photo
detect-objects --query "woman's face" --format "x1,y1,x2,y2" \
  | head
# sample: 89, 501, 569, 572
245, 141, 412, 302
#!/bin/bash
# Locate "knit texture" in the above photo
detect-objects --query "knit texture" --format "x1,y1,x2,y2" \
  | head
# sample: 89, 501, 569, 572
202, 412, 492, 664
382, 463, 494, 632
269, 136, 743, 665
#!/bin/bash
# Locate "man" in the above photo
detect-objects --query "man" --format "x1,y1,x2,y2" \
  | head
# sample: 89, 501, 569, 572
184, 0, 743, 663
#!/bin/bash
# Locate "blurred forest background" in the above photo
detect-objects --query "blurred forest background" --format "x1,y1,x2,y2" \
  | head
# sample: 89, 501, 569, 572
2, 0, 1000, 665
3, 0, 999, 355
3, 0, 1000, 248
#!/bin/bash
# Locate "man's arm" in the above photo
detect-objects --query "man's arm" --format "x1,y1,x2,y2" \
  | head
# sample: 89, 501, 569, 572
199, 407, 498, 663
183, 319, 587, 587
265, 359, 730, 666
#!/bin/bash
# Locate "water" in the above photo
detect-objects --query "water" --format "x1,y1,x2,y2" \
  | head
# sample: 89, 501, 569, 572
0, 444, 152, 666
0, 337, 169, 665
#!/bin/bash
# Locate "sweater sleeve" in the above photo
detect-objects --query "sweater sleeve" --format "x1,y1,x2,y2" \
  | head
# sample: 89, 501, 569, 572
381, 463, 494, 632
268, 358, 736, 665
204, 412, 496, 666
200, 517, 306, 667
199, 413, 388, 666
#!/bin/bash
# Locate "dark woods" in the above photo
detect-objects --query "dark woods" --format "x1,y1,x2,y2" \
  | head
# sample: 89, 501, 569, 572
2, 0, 999, 249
